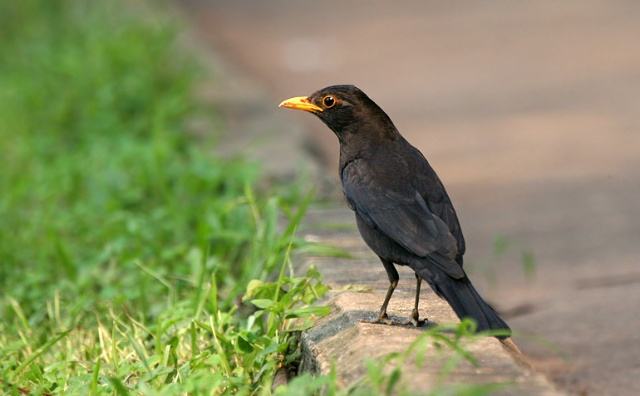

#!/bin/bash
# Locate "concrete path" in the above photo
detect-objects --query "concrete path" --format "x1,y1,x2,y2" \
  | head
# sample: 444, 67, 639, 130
179, 2, 640, 395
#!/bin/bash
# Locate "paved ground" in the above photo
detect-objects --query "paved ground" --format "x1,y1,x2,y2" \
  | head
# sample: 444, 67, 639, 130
179, 2, 640, 395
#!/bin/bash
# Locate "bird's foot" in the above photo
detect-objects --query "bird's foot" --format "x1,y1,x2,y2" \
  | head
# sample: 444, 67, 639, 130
405, 317, 427, 327
404, 309, 426, 327
362, 312, 394, 326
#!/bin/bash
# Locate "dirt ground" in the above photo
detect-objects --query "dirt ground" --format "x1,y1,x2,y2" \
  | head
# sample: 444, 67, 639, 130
179, 1, 640, 394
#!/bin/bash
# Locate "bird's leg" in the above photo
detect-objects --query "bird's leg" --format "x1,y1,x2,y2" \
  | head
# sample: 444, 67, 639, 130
409, 273, 426, 327
365, 259, 398, 325
377, 278, 398, 323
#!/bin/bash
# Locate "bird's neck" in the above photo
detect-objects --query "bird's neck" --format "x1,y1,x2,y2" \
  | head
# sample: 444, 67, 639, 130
335, 108, 404, 170
338, 129, 403, 172
338, 145, 364, 172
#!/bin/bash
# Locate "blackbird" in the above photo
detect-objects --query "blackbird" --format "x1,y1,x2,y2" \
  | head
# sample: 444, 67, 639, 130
279, 85, 510, 336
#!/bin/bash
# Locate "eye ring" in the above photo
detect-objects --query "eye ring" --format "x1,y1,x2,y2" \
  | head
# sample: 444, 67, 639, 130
322, 95, 336, 108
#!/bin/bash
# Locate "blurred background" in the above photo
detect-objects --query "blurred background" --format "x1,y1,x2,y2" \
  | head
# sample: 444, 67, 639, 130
1, 0, 638, 394
181, 1, 640, 394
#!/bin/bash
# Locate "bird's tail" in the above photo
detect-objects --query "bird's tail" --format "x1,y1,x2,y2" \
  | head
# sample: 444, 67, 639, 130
419, 267, 511, 338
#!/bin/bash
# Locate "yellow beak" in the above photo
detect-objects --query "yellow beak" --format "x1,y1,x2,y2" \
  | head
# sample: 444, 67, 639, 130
278, 96, 323, 113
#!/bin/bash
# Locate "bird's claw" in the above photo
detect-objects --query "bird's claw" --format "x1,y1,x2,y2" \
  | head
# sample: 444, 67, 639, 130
362, 312, 427, 327
362, 312, 395, 325
405, 317, 427, 327
405, 309, 426, 327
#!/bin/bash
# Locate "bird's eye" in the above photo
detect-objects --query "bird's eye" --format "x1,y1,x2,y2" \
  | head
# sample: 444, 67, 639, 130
322, 96, 336, 108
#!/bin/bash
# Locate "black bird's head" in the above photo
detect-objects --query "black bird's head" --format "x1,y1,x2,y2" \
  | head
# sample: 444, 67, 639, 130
279, 85, 399, 144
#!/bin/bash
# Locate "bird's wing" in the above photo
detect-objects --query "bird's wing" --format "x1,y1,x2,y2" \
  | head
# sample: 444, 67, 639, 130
409, 146, 467, 263
425, 195, 466, 265
342, 161, 464, 278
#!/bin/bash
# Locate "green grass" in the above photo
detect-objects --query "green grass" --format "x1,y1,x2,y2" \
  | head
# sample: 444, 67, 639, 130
0, 1, 328, 394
